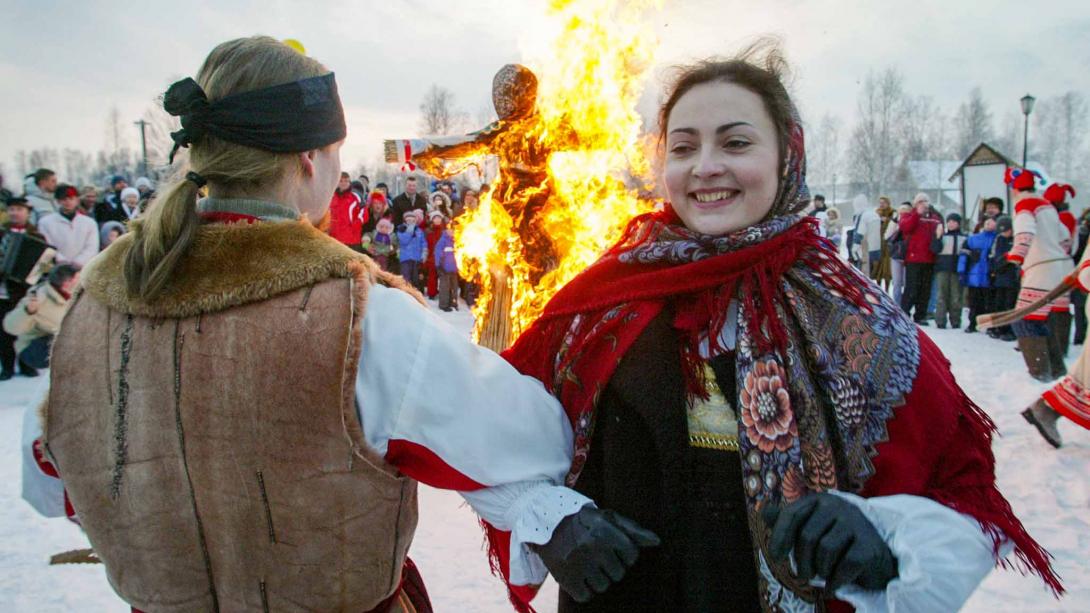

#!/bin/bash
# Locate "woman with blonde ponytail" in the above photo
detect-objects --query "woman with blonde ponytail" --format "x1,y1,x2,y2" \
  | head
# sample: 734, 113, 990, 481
31, 36, 653, 613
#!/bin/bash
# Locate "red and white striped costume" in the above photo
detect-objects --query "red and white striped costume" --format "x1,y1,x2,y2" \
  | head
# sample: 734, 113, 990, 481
1042, 248, 1090, 431
1007, 195, 1074, 320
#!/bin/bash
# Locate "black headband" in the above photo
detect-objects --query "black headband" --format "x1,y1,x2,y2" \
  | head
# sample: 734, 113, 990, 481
164, 72, 346, 164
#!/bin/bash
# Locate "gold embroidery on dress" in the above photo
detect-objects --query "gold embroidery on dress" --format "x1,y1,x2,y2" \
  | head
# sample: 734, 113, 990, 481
688, 363, 740, 451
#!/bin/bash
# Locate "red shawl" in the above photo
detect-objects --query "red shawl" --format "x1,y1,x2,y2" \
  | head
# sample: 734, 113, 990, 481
485, 209, 1061, 612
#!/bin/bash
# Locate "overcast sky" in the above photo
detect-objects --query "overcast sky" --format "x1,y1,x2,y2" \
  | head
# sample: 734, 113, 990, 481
1, 0, 1088, 180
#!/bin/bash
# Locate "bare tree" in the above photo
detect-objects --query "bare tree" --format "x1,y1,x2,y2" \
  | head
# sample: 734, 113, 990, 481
418, 84, 468, 135
28, 148, 60, 172
1033, 91, 1088, 180
807, 113, 842, 192
993, 110, 1023, 160
63, 149, 94, 185
15, 150, 29, 179
848, 68, 905, 198
140, 100, 182, 175
953, 87, 994, 159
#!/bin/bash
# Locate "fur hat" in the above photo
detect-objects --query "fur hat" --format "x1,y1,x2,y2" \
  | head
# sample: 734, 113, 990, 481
429, 191, 452, 212
5, 195, 30, 209
135, 177, 153, 190
1043, 183, 1076, 205
120, 187, 140, 202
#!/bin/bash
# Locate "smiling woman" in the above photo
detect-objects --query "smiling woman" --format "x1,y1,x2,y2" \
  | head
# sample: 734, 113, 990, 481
501, 41, 1062, 612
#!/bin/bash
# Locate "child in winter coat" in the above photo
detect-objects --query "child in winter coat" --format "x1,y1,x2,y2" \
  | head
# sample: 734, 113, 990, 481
363, 218, 396, 272
824, 207, 843, 252
396, 209, 426, 292
433, 221, 459, 312
958, 217, 997, 333
930, 212, 966, 328
424, 210, 446, 299
988, 216, 1019, 341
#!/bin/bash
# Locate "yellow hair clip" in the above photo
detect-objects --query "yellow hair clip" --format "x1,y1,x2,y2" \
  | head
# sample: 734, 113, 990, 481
282, 39, 306, 55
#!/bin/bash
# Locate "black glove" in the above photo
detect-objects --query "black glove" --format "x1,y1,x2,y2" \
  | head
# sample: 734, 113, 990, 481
532, 506, 660, 603
762, 493, 897, 593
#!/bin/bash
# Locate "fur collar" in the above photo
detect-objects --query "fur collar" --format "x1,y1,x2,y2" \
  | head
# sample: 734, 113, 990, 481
81, 219, 417, 318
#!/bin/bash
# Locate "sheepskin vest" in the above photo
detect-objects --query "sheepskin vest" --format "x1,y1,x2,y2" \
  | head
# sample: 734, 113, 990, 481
43, 219, 420, 612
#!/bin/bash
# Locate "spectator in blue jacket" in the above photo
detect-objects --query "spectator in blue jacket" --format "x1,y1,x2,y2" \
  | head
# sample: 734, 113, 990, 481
959, 217, 998, 333
434, 222, 460, 312
396, 209, 426, 292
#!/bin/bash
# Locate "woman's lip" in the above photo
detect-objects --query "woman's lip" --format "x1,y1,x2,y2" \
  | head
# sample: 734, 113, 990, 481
689, 192, 741, 209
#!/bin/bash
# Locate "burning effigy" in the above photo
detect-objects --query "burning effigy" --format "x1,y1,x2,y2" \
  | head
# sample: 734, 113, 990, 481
386, 0, 659, 350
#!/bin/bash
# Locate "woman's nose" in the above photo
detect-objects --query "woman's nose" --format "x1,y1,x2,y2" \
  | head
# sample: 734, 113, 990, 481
692, 145, 726, 179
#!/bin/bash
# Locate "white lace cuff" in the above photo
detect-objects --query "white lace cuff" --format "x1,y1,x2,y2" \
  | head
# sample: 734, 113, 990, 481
822, 491, 1009, 613
460, 480, 593, 585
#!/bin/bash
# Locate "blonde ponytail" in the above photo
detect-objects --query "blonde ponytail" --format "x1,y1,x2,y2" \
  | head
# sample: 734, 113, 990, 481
123, 178, 201, 299
122, 36, 328, 301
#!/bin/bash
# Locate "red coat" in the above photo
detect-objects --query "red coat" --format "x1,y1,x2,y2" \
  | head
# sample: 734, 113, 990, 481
898, 209, 942, 264
328, 189, 363, 245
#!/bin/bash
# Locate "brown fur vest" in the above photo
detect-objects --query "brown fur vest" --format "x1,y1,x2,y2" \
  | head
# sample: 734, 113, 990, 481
44, 219, 421, 612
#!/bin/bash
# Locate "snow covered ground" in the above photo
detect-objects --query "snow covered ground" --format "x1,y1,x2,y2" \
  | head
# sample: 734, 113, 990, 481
0, 301, 1086, 612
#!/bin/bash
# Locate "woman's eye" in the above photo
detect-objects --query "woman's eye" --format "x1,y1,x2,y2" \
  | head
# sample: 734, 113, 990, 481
669, 143, 695, 154
724, 139, 751, 150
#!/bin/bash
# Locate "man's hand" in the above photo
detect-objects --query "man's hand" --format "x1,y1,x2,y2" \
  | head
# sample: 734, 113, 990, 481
936, 223, 945, 239
24, 295, 41, 315
532, 506, 660, 603
762, 493, 897, 593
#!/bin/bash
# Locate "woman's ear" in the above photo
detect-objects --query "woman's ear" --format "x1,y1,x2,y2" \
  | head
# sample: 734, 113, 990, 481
299, 150, 317, 178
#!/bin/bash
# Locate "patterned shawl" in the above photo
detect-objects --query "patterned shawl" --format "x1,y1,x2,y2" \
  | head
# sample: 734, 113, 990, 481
490, 103, 1057, 612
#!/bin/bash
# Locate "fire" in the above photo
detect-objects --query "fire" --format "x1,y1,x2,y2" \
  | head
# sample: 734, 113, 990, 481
455, 0, 660, 346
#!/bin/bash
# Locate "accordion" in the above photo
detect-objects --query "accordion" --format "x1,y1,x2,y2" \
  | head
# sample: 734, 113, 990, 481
1, 230, 54, 286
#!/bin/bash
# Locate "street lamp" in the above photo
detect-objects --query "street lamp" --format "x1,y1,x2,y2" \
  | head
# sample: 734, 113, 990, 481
1020, 93, 1036, 167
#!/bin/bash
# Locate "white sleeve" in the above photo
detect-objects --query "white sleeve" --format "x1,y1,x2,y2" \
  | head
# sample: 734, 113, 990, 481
356, 283, 591, 582
21, 383, 67, 518
822, 491, 1008, 613
461, 481, 592, 586
75, 219, 100, 268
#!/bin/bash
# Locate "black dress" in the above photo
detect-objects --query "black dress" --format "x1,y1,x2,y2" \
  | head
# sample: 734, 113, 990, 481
559, 306, 761, 613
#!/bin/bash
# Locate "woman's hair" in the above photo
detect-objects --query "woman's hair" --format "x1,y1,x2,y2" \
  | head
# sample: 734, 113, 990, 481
658, 39, 794, 160
123, 36, 329, 301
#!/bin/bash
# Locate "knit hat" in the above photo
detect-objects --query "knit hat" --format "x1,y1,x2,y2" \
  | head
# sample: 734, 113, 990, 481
120, 187, 140, 202
996, 215, 1013, 233
135, 177, 153, 190
368, 191, 387, 205
1004, 167, 1040, 191
110, 175, 126, 188
946, 212, 962, 224
1043, 183, 1076, 205
53, 184, 79, 200
429, 210, 445, 222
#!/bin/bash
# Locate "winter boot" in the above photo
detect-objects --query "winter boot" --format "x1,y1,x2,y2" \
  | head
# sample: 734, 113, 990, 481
1022, 398, 1063, 449
1017, 336, 1054, 382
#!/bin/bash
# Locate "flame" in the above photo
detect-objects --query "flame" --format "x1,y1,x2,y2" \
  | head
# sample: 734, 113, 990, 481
454, 0, 660, 345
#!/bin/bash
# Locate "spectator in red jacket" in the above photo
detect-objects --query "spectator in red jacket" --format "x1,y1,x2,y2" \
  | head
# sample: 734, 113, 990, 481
898, 192, 943, 324
327, 172, 364, 250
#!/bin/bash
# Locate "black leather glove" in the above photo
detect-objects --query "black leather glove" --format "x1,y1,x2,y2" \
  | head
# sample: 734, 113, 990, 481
762, 493, 897, 592
532, 506, 660, 603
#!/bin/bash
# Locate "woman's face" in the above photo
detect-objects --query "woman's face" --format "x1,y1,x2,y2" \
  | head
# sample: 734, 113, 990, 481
664, 81, 780, 236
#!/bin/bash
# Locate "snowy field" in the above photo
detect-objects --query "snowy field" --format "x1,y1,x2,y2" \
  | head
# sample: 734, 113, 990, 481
0, 301, 1087, 612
